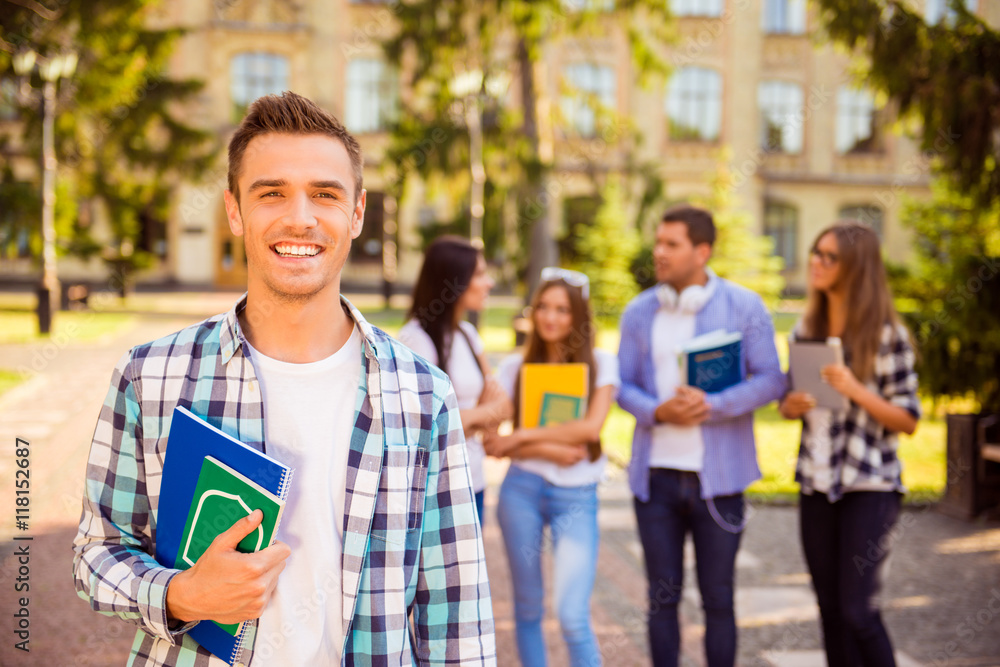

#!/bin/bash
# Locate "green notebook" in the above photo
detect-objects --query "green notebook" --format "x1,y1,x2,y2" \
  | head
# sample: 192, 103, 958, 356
175, 456, 286, 636
538, 392, 585, 426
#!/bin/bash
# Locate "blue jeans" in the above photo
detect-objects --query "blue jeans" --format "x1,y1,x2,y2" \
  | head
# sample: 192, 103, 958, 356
497, 466, 601, 667
633, 469, 744, 667
475, 490, 485, 526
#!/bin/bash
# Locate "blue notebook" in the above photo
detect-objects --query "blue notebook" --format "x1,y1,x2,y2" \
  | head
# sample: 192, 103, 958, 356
156, 406, 293, 666
680, 330, 743, 394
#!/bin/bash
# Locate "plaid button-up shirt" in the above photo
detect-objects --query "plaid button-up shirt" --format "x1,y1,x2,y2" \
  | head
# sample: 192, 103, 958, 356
791, 321, 922, 502
72, 295, 496, 666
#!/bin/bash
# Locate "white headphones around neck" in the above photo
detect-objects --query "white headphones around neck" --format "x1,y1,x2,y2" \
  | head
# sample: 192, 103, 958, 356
657, 269, 718, 314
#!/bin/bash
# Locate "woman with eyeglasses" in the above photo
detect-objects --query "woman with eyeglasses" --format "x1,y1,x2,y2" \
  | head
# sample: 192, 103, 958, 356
779, 222, 920, 667
484, 268, 618, 667
398, 236, 510, 524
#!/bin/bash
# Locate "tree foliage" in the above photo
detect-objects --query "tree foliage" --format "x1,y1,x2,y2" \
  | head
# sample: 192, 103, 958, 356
814, 0, 1000, 208
0, 0, 215, 276
380, 0, 675, 289
572, 177, 640, 320
893, 176, 1000, 412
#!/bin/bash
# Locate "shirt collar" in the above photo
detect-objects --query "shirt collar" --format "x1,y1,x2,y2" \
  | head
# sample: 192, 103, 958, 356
220, 292, 383, 365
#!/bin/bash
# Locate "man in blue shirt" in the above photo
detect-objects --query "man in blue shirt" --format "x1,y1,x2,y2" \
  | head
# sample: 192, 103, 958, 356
618, 205, 785, 667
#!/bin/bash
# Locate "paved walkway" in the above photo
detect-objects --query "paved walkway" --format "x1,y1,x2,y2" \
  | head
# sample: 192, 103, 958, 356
0, 294, 998, 666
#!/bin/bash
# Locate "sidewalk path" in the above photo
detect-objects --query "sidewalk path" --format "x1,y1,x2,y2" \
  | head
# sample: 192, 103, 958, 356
0, 295, 998, 665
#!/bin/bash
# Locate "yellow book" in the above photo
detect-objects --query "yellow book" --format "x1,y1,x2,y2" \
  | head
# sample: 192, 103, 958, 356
519, 363, 589, 429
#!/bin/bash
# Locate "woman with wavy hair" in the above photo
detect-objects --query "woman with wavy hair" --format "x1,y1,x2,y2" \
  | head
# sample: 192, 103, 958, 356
486, 268, 618, 666
398, 236, 509, 523
779, 221, 920, 667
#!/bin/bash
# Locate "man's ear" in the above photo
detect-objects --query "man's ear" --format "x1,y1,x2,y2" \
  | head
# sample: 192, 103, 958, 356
224, 190, 244, 237
351, 189, 367, 240
696, 242, 713, 267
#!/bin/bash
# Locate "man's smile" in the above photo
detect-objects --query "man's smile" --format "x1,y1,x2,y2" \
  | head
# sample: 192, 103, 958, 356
272, 243, 323, 258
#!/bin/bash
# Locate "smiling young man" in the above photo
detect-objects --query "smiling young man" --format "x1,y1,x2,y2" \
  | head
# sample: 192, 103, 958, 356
73, 92, 496, 666
617, 205, 785, 667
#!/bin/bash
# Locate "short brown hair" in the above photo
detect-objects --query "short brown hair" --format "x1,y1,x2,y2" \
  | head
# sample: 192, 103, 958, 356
661, 205, 716, 247
227, 91, 363, 204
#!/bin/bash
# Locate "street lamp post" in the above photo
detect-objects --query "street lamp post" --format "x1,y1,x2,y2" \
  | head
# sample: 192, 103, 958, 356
14, 49, 77, 335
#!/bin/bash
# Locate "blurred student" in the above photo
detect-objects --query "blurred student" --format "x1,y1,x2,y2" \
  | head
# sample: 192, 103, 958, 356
618, 205, 785, 667
484, 267, 618, 667
779, 222, 920, 667
398, 235, 509, 523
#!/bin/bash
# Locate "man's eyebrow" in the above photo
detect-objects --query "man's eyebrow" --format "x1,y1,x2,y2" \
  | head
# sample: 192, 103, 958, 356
311, 180, 348, 192
247, 179, 287, 193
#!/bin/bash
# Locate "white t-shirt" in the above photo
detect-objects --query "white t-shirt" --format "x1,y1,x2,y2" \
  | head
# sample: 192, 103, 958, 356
648, 307, 706, 471
397, 319, 487, 492
495, 349, 620, 487
244, 325, 362, 666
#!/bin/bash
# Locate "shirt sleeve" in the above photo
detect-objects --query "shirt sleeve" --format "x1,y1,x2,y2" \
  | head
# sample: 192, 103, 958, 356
594, 349, 621, 389
397, 321, 439, 365
412, 384, 497, 665
616, 304, 661, 427
703, 295, 788, 420
72, 350, 197, 644
494, 353, 522, 400
880, 323, 922, 420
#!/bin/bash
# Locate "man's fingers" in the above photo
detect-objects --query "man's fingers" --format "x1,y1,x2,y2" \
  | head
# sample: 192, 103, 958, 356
213, 509, 264, 551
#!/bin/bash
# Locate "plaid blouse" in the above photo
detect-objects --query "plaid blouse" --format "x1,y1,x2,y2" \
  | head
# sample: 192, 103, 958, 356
72, 295, 496, 666
791, 321, 921, 502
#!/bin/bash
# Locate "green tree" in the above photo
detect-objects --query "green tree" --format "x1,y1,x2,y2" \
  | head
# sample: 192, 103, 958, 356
0, 0, 214, 292
381, 0, 674, 294
893, 177, 1000, 411
814, 0, 1000, 208
572, 177, 640, 320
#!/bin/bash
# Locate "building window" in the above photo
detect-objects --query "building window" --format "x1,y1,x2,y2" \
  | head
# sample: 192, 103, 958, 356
345, 59, 398, 134
351, 191, 384, 263
670, 0, 724, 17
666, 67, 722, 142
561, 64, 616, 138
561, 0, 615, 10
762, 0, 806, 34
763, 202, 798, 268
836, 87, 878, 154
758, 81, 804, 153
926, 0, 977, 24
839, 204, 884, 240
230, 52, 289, 122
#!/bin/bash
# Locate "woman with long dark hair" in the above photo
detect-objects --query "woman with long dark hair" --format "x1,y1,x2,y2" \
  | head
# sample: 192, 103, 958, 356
779, 222, 920, 667
485, 268, 618, 666
398, 236, 509, 523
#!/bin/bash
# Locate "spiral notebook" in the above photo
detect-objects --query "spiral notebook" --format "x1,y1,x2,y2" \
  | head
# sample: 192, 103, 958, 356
156, 406, 293, 666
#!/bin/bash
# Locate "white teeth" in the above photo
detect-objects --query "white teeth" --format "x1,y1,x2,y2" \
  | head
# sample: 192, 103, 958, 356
275, 244, 319, 257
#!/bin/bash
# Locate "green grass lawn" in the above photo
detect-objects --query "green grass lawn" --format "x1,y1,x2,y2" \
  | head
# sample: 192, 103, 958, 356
0, 369, 25, 399
0, 309, 134, 345
601, 402, 946, 504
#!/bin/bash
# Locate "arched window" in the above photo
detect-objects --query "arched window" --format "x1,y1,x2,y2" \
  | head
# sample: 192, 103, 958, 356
758, 81, 804, 153
836, 87, 878, 154
561, 64, 616, 138
666, 67, 722, 142
230, 52, 289, 122
345, 59, 398, 134
763, 201, 799, 268
839, 204, 884, 240
762, 0, 806, 34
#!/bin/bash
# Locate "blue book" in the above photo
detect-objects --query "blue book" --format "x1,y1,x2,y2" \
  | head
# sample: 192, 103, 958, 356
680, 330, 743, 394
156, 406, 293, 666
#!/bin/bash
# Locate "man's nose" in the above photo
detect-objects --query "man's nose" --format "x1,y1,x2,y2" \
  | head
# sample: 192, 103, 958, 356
284, 192, 318, 228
